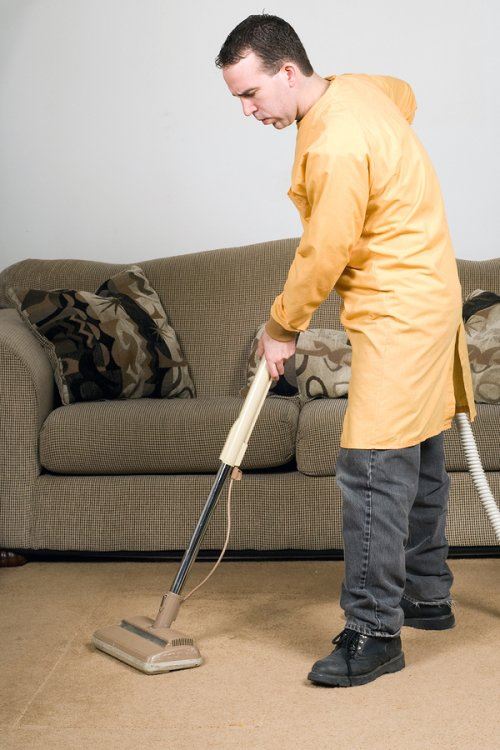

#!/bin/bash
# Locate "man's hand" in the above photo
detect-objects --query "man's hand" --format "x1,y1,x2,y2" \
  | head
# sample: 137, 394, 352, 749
256, 330, 297, 382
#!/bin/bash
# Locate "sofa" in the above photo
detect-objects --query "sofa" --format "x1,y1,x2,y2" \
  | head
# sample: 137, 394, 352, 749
0, 238, 499, 563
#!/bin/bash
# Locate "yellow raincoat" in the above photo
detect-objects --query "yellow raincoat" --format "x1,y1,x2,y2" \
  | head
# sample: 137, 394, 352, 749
264, 73, 477, 449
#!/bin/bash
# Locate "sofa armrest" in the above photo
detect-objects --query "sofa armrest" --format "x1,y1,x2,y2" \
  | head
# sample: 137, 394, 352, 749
0, 308, 55, 547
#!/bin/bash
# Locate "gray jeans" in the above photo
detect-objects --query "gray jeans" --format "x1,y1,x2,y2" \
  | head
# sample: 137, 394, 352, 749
335, 431, 454, 638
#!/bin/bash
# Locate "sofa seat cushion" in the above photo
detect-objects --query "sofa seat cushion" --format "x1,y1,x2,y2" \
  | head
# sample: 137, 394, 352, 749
39, 395, 300, 475
296, 398, 346, 477
296, 400, 499, 476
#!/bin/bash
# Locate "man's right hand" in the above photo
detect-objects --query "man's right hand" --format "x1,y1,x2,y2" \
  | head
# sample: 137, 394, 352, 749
256, 330, 297, 382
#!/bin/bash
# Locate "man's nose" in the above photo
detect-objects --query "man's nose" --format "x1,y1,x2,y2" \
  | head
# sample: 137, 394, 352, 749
241, 100, 257, 117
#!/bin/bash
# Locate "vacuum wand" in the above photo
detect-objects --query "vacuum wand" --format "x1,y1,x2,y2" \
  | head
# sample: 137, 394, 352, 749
152, 355, 273, 630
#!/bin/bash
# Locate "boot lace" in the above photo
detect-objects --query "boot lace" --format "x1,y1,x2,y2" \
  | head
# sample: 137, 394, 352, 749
332, 628, 363, 677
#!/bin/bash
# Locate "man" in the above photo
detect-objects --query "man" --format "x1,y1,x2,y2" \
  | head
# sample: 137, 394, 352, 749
215, 14, 476, 687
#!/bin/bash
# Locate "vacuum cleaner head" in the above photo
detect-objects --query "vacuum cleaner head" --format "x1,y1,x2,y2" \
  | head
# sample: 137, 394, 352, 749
92, 615, 202, 674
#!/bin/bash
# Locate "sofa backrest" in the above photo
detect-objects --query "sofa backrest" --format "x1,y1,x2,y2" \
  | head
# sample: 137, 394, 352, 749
0, 239, 498, 397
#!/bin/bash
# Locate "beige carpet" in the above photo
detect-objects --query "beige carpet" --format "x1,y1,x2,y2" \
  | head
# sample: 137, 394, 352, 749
1, 557, 499, 749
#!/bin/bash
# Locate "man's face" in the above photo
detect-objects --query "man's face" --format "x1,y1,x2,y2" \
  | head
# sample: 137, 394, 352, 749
222, 50, 297, 130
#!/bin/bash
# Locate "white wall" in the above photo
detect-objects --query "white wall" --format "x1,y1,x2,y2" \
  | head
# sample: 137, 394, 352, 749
0, 0, 498, 271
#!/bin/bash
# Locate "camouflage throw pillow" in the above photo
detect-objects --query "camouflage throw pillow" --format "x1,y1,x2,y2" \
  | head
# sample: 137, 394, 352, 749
295, 328, 351, 401
240, 323, 351, 402
463, 288, 500, 404
6, 264, 195, 405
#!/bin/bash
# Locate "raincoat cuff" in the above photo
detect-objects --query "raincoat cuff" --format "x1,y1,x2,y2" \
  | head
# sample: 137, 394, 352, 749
264, 316, 300, 342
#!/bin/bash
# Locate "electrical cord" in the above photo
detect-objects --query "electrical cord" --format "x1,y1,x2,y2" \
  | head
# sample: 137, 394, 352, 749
181, 466, 242, 601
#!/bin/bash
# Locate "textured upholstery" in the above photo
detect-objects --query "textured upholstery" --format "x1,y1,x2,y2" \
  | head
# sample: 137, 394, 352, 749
296, 400, 500, 475
0, 240, 498, 552
39, 395, 300, 474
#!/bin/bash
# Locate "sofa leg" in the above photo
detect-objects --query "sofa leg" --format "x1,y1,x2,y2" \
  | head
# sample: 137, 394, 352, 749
0, 549, 28, 567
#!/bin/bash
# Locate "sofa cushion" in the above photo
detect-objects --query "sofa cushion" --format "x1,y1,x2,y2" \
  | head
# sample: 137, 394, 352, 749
296, 399, 499, 475
6, 264, 195, 404
39, 395, 300, 474
295, 398, 346, 476
295, 328, 351, 401
463, 289, 500, 404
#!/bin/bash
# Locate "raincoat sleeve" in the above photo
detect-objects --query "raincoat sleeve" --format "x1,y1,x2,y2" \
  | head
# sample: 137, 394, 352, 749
264, 118, 370, 342
366, 75, 417, 124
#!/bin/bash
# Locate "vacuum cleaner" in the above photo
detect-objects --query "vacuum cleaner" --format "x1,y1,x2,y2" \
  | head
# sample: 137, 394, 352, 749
92, 354, 500, 674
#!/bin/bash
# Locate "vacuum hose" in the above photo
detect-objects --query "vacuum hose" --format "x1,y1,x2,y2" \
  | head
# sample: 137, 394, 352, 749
454, 412, 500, 542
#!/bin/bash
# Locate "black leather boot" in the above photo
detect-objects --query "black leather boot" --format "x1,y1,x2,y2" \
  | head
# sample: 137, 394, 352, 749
307, 627, 405, 687
401, 594, 455, 630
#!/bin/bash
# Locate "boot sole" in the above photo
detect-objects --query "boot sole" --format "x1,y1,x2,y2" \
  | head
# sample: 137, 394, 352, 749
403, 613, 455, 630
307, 652, 405, 687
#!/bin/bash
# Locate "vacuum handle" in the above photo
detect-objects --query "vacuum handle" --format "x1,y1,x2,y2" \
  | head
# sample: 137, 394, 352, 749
219, 356, 273, 466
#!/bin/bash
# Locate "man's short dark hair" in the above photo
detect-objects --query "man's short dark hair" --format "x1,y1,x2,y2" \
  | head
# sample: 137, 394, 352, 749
215, 13, 314, 77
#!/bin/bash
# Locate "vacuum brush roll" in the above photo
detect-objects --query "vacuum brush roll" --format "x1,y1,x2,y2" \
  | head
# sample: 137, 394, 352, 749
92, 615, 202, 674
